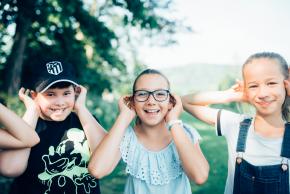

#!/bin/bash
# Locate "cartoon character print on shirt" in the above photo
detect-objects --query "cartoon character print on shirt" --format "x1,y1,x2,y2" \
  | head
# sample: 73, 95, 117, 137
38, 128, 98, 194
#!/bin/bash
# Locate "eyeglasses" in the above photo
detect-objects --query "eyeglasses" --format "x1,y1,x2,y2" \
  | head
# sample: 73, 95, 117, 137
133, 89, 170, 102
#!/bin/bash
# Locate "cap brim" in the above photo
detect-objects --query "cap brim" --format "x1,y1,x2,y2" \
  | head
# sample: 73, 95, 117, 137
39, 79, 79, 93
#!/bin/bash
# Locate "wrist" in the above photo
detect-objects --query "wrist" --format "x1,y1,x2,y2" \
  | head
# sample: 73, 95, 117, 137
74, 105, 87, 115
119, 111, 135, 123
26, 106, 39, 115
167, 119, 183, 131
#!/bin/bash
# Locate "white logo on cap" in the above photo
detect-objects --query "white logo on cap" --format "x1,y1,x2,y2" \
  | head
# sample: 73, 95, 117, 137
46, 61, 63, 75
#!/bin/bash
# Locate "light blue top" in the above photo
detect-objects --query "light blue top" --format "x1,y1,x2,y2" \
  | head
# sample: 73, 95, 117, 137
120, 124, 201, 194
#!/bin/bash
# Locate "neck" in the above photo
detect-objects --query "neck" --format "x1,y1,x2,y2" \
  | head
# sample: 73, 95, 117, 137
135, 121, 168, 138
255, 112, 285, 127
254, 112, 285, 138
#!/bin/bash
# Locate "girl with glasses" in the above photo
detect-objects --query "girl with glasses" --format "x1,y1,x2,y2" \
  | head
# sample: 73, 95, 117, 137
89, 69, 209, 194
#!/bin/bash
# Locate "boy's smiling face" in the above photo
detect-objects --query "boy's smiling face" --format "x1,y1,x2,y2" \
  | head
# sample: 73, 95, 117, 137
33, 85, 76, 121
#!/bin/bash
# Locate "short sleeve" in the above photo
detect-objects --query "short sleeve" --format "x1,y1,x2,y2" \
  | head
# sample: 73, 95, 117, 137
214, 109, 246, 138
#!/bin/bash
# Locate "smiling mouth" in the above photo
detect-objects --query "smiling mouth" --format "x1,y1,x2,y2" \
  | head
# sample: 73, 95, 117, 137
50, 108, 66, 113
144, 109, 160, 114
257, 101, 272, 106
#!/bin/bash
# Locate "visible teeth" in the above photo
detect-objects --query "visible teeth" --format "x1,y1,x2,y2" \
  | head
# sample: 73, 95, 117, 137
51, 108, 65, 112
145, 109, 158, 113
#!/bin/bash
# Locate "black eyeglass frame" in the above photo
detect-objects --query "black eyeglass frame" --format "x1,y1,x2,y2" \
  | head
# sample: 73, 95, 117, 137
133, 89, 170, 102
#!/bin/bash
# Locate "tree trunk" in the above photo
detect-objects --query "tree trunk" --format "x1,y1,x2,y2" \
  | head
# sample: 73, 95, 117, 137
4, 14, 31, 96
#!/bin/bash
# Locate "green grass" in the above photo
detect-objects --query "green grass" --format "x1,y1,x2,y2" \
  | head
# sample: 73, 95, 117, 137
0, 113, 228, 194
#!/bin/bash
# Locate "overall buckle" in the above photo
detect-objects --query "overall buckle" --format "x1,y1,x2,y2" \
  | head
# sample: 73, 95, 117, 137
281, 157, 288, 171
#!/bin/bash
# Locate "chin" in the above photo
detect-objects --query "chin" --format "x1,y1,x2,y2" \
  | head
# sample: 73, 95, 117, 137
49, 114, 70, 121
142, 120, 164, 127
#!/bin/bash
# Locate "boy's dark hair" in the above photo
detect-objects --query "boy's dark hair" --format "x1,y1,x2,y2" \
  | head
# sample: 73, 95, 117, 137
243, 52, 289, 121
48, 82, 75, 90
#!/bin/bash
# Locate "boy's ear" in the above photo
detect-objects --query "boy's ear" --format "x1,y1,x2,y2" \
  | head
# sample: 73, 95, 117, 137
75, 86, 81, 96
30, 90, 37, 99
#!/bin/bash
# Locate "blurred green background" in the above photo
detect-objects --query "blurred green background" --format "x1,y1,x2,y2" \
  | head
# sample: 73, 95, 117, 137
0, 0, 247, 193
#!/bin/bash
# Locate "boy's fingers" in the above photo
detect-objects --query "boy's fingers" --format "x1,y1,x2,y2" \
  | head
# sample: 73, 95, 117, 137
18, 88, 24, 95
24, 89, 30, 96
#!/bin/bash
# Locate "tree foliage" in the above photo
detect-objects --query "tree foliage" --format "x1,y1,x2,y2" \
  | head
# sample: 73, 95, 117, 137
0, 0, 181, 97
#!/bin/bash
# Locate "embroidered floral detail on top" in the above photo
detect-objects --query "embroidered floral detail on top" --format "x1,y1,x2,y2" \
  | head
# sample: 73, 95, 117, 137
120, 124, 200, 185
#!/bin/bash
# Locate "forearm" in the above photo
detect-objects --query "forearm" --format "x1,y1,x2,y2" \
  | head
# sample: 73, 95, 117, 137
182, 91, 236, 106
23, 107, 39, 129
0, 105, 39, 176
76, 107, 107, 152
181, 91, 239, 126
88, 112, 130, 178
0, 104, 39, 147
0, 148, 31, 177
171, 125, 209, 184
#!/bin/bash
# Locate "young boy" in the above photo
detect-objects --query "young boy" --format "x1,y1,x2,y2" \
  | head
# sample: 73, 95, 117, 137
1, 60, 106, 194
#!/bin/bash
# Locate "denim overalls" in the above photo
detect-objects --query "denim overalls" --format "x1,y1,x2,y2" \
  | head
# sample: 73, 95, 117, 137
233, 118, 290, 194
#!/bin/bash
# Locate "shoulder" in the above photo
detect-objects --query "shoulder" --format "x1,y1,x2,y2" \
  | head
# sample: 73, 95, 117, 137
218, 109, 248, 126
182, 123, 201, 144
217, 109, 251, 136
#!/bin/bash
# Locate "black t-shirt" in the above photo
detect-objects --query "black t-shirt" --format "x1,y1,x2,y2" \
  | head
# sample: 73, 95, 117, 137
10, 113, 101, 194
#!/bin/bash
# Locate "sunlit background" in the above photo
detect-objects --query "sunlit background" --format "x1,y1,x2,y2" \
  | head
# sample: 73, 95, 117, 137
140, 0, 290, 68
0, 0, 289, 193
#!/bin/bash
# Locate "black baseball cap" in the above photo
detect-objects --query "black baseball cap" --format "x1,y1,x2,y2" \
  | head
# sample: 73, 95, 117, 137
32, 60, 79, 93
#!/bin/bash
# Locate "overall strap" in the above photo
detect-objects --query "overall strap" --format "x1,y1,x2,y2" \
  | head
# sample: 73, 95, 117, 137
236, 118, 252, 152
281, 123, 290, 158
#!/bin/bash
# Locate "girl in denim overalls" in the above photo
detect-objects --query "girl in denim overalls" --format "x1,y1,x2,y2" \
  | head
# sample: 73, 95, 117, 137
182, 52, 290, 194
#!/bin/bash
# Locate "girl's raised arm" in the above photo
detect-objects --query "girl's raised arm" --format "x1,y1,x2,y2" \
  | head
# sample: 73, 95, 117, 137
88, 96, 136, 179
181, 83, 245, 126
167, 95, 209, 184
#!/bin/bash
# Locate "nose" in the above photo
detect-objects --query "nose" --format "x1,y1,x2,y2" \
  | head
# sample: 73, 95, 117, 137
54, 96, 66, 106
146, 93, 156, 104
257, 85, 269, 99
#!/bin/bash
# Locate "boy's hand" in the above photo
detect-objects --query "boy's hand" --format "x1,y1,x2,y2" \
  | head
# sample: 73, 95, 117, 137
119, 96, 136, 122
165, 94, 183, 122
284, 80, 290, 96
18, 87, 40, 114
74, 85, 87, 113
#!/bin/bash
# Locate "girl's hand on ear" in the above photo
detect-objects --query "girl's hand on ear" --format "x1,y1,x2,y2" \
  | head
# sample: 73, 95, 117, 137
119, 96, 136, 121
74, 85, 87, 113
165, 94, 183, 122
18, 87, 40, 114
227, 79, 248, 102
284, 79, 290, 96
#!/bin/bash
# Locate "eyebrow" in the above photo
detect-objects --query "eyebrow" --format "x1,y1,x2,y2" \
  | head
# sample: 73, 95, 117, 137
246, 77, 281, 84
135, 88, 169, 91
